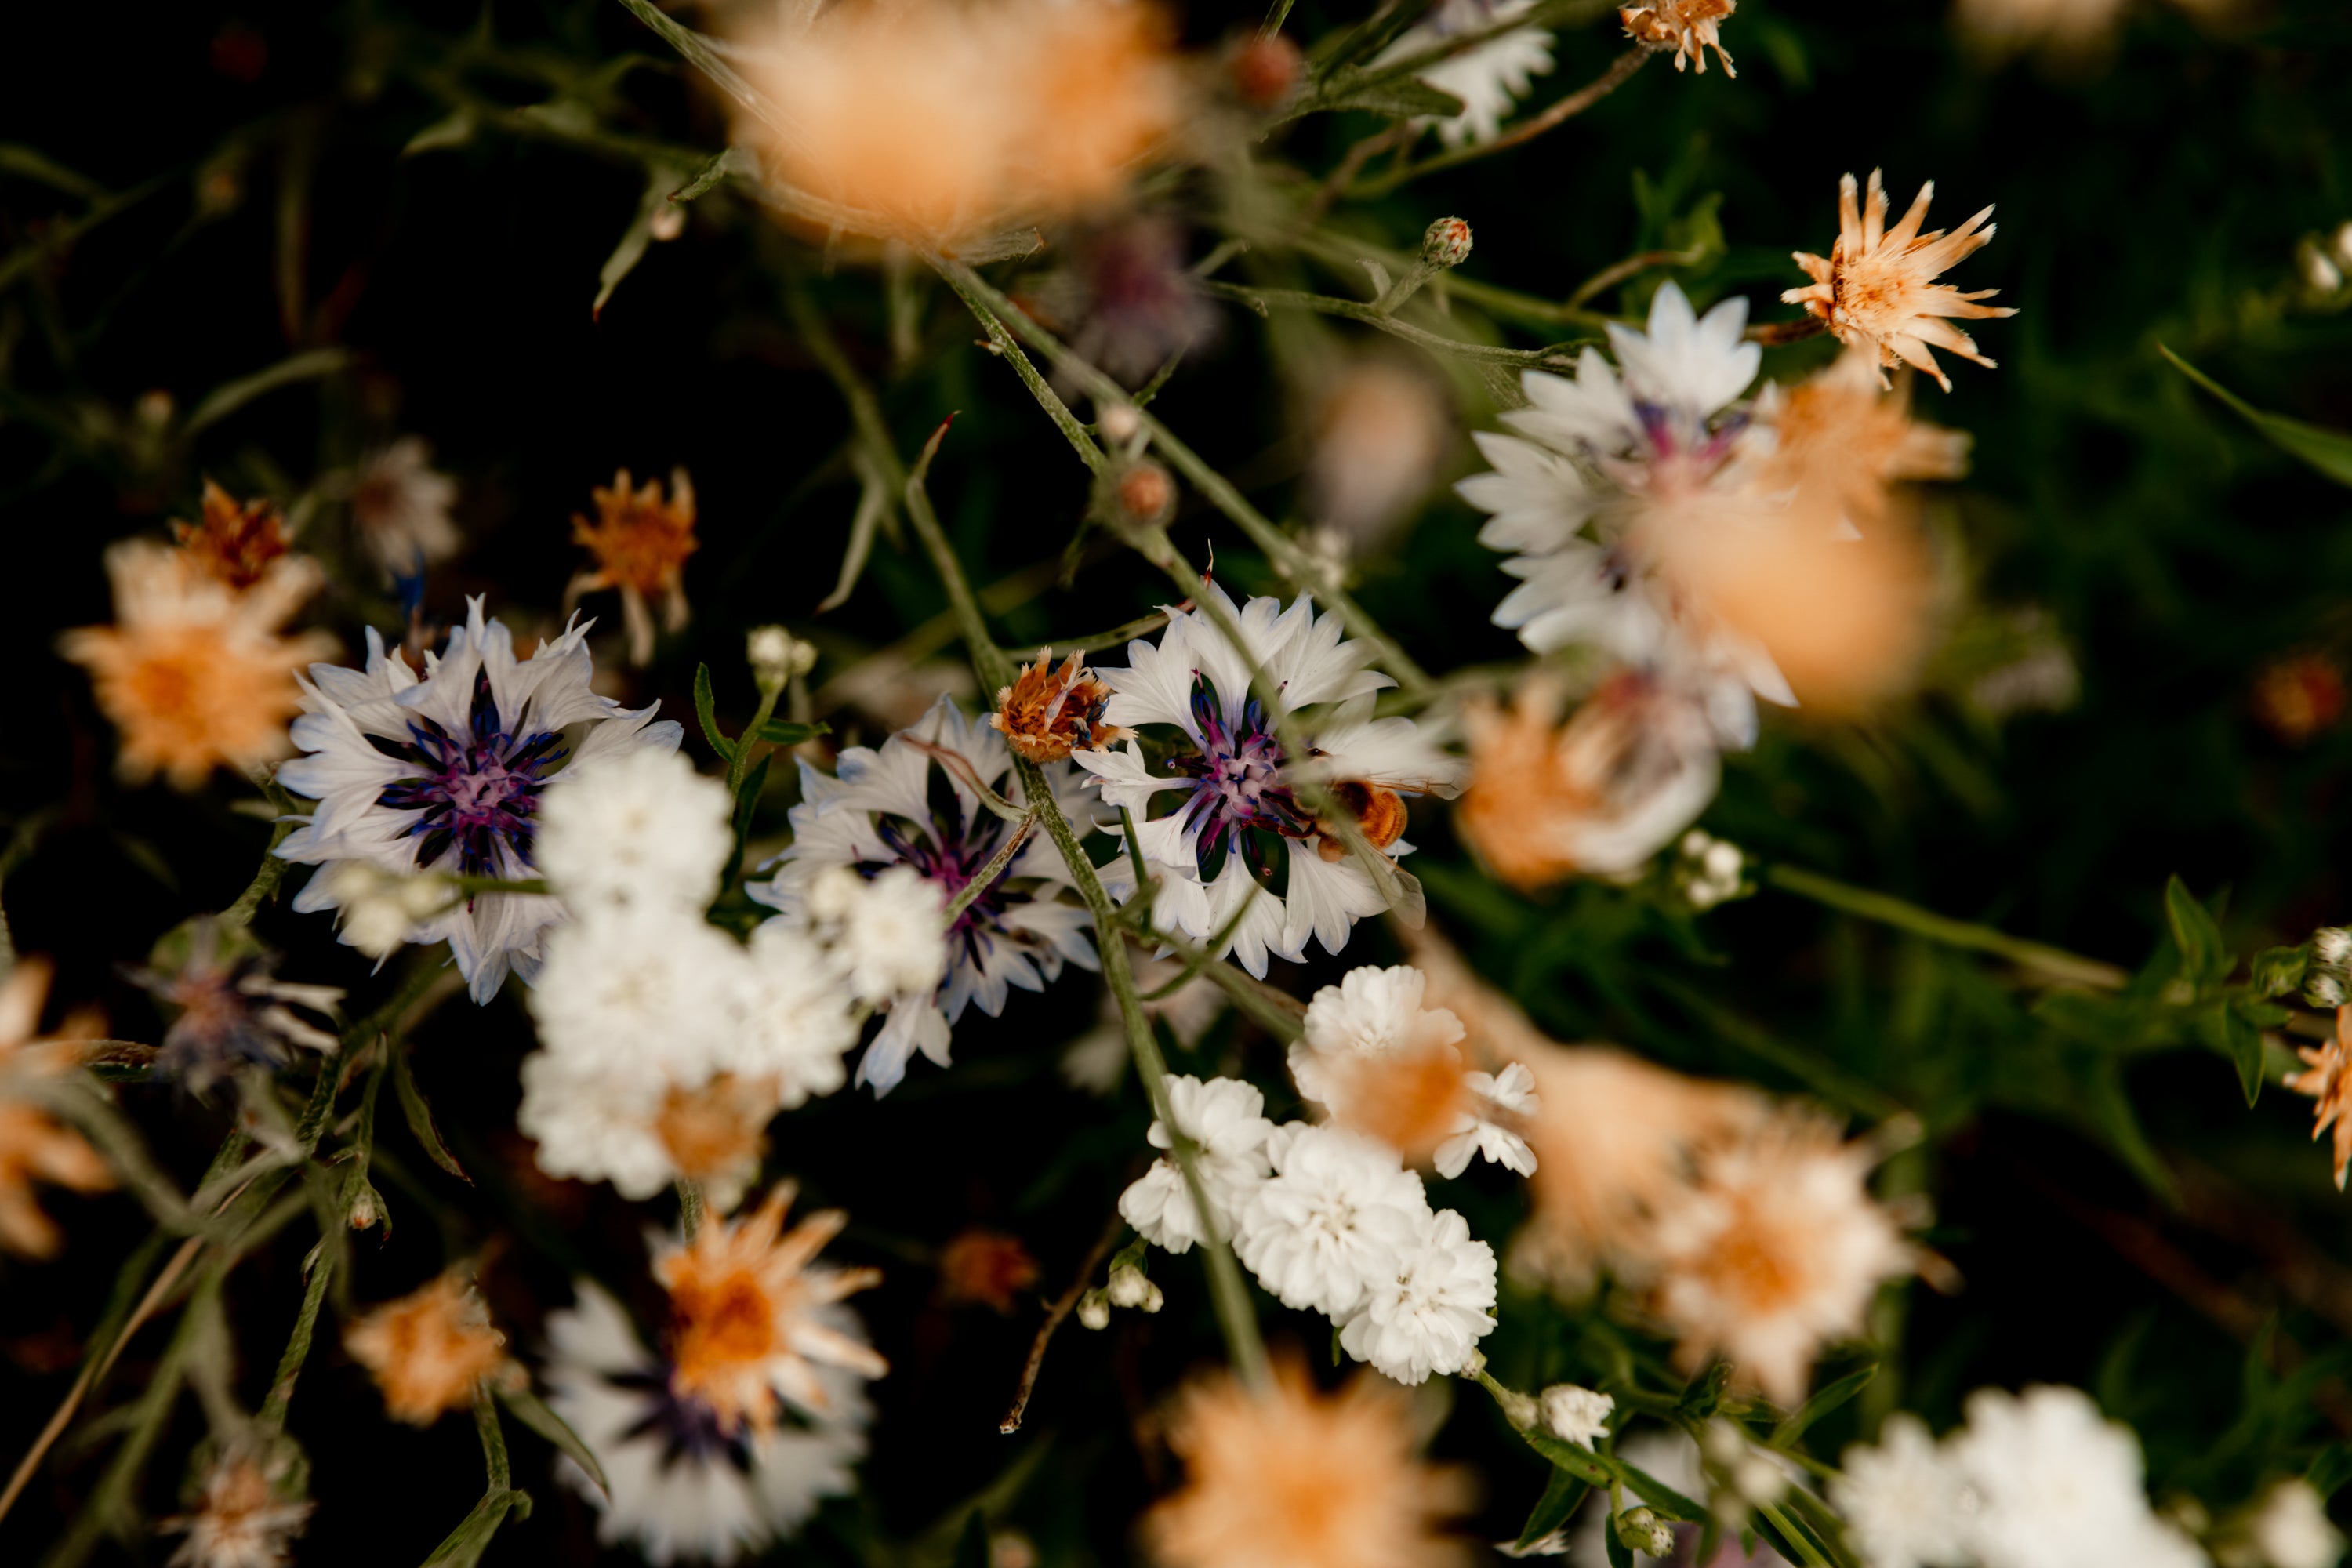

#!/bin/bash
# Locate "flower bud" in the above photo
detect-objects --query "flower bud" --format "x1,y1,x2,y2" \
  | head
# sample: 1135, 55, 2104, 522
648, 201, 687, 242
1490, 1385, 1541, 1432
348, 1189, 379, 1230
1538, 1384, 1614, 1449
1227, 34, 1303, 108
748, 625, 815, 694
1098, 402, 1142, 444
2314, 927, 2352, 968
1614, 1508, 1675, 1557
1421, 217, 1473, 271
1106, 1264, 1153, 1308
1138, 1278, 1163, 1313
1113, 460, 1176, 528
2335, 220, 2352, 269
2309, 973, 2347, 1010
1076, 1293, 1112, 1330
2299, 240, 2344, 296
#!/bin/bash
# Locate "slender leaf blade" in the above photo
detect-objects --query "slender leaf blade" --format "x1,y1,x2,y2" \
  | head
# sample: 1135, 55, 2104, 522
693, 663, 737, 761
2161, 345, 2352, 488
497, 1385, 608, 1496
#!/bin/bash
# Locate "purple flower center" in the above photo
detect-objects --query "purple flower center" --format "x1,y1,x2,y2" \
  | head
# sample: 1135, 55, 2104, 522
1167, 673, 1313, 884
612, 1366, 759, 1472
867, 757, 1040, 975
376, 670, 564, 878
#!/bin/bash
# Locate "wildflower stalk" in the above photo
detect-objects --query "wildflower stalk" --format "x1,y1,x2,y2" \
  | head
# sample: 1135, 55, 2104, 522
796, 282, 1271, 1388
220, 771, 301, 931
258, 1247, 335, 1432
941, 813, 1037, 928
1762, 863, 2130, 991
1193, 278, 1593, 369
1351, 47, 1653, 196
677, 1177, 706, 1242
927, 254, 1435, 694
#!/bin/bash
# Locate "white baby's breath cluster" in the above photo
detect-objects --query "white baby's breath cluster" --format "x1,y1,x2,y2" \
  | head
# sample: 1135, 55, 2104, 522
1832, 1387, 2211, 1568
1675, 829, 1750, 911
517, 749, 946, 1206
1117, 1070, 1500, 1385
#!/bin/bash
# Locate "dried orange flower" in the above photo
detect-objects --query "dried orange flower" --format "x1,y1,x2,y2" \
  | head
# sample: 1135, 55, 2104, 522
58, 541, 335, 790
653, 1073, 782, 1212
162, 1443, 313, 1568
567, 466, 698, 666
1782, 169, 2017, 391
2287, 1008, 2352, 1191
938, 1227, 1041, 1312
736, 0, 1184, 252
2253, 653, 2347, 746
990, 649, 1131, 764
658, 1183, 888, 1435
172, 479, 292, 590
1455, 671, 1722, 889
345, 1269, 516, 1425
1642, 1111, 1914, 1403
0, 960, 116, 1261
1621, 0, 1737, 75
1760, 348, 1970, 531
1148, 1362, 1472, 1568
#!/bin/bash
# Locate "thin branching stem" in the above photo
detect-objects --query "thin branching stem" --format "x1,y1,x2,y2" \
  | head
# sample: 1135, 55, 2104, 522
1352, 48, 1652, 196
1196, 278, 1592, 368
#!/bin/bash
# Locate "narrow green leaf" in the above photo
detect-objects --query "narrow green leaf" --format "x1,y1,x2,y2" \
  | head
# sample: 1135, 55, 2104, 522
2163, 876, 2226, 991
183, 347, 352, 436
754, 719, 831, 746
0, 143, 108, 201
390, 1044, 471, 1184
593, 165, 691, 320
1514, 1467, 1589, 1552
693, 663, 737, 761
1617, 1460, 1707, 1524
2309, 1442, 2352, 1501
1522, 1429, 1611, 1488
402, 110, 476, 156
1772, 1360, 1877, 1446
419, 1488, 524, 1568
2161, 345, 2352, 489
1604, 1527, 1635, 1568
1675, 1360, 1733, 1421
496, 1385, 608, 1497
1314, 75, 1467, 118
953, 1511, 990, 1568
2224, 1004, 2266, 1107
670, 147, 746, 205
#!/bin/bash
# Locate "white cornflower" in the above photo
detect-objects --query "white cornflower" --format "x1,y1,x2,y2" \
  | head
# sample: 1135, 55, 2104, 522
1457, 282, 1790, 749
1338, 1205, 1498, 1385
536, 748, 734, 916
753, 697, 1098, 1094
1538, 1384, 1615, 1449
1831, 1414, 1975, 1568
544, 1283, 871, 1567
349, 437, 460, 586
525, 906, 751, 1079
1950, 1385, 2206, 1568
1119, 1075, 1276, 1254
1076, 583, 1464, 978
275, 603, 681, 1003
1434, 1062, 1540, 1179
1233, 1123, 1429, 1318
2249, 1479, 2344, 1568
1374, 0, 1555, 148
804, 864, 951, 1007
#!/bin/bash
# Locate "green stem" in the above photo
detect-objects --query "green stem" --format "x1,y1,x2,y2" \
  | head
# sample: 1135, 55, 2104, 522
933, 265, 1109, 474
473, 1384, 512, 1490
677, 1178, 706, 1243
1196, 279, 1592, 368
1349, 47, 1650, 197
1762, 864, 2129, 991
940, 814, 1036, 928
727, 683, 784, 797
926, 255, 1434, 694
257, 1251, 335, 1432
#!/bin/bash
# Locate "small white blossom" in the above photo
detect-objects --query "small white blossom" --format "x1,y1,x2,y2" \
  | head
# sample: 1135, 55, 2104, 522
526, 906, 750, 1080
1831, 1414, 1975, 1568
1106, 1264, 1161, 1311
350, 437, 460, 583
1233, 1123, 1429, 1318
517, 1051, 692, 1203
1338, 1205, 1498, 1385
1538, 1384, 1614, 1449
322, 862, 452, 960
1302, 964, 1466, 1059
733, 920, 862, 1105
1076, 1294, 1112, 1330
537, 748, 734, 916
1434, 1062, 1540, 1179
1951, 1385, 2206, 1568
808, 864, 950, 1007
2250, 1479, 2344, 1568
1118, 1075, 1276, 1254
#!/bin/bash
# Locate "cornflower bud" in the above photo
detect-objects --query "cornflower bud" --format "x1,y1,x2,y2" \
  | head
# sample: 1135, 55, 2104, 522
1421, 216, 1473, 271
1113, 460, 1176, 528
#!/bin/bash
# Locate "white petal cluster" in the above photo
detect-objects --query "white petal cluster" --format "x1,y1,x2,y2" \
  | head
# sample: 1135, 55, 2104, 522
2248, 1480, 2344, 1568
517, 753, 872, 1205
1457, 282, 1788, 755
754, 696, 1097, 1094
1291, 964, 1538, 1179
276, 601, 681, 1002
1539, 1383, 1615, 1449
1374, 0, 1555, 148
1833, 1388, 2210, 1568
544, 1283, 869, 1566
1119, 1072, 1499, 1385
1076, 588, 1465, 979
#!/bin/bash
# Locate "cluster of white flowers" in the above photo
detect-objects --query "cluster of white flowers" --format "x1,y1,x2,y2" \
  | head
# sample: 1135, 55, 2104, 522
1832, 1388, 2212, 1568
1675, 829, 1749, 911
1117, 1072, 1499, 1385
517, 748, 945, 1204
1292, 964, 1538, 1178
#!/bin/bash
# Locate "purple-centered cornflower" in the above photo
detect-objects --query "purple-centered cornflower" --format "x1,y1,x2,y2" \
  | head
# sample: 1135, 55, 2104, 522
1075, 582, 1465, 979
275, 598, 681, 1003
751, 698, 1099, 1096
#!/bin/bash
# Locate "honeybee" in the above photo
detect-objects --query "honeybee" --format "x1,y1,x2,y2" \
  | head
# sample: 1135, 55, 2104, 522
1315, 779, 1408, 862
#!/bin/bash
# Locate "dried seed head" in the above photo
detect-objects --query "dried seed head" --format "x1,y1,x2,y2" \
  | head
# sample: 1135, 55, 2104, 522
990, 649, 1132, 763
